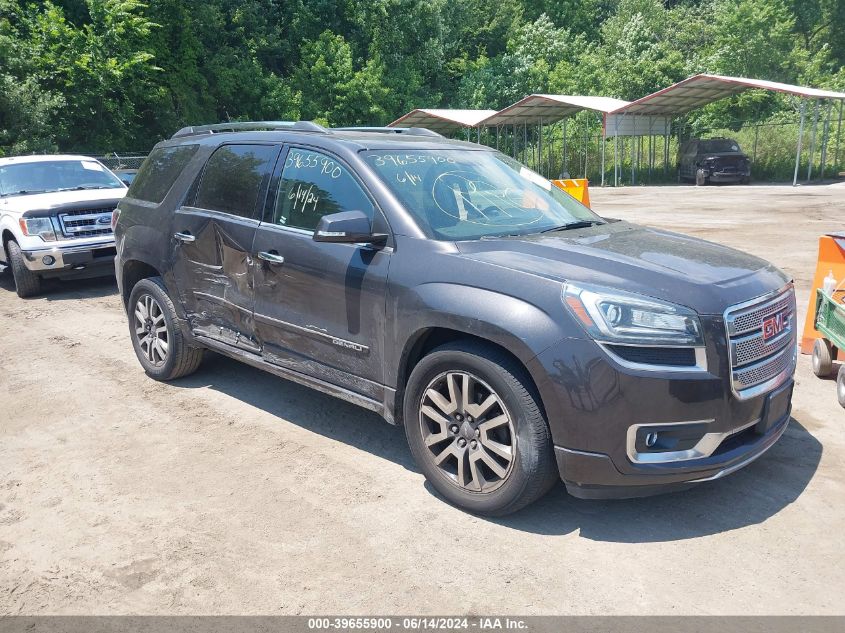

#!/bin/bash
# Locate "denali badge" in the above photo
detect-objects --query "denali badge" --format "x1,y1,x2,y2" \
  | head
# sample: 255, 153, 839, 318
762, 311, 787, 341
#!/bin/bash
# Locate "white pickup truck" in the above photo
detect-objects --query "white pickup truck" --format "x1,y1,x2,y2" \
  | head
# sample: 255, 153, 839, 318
0, 155, 128, 297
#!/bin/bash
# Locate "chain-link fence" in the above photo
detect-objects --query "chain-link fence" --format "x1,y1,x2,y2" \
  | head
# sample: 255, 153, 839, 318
94, 153, 148, 171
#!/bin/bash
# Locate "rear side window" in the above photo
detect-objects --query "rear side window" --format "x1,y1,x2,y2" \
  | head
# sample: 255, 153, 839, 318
130, 145, 199, 203
194, 144, 278, 219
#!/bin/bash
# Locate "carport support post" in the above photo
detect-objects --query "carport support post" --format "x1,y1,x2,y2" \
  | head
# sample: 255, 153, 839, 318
793, 101, 806, 187
538, 119, 543, 177
523, 123, 528, 166
647, 118, 654, 181
807, 100, 820, 182
752, 125, 759, 164
835, 100, 843, 168
563, 119, 568, 177
512, 124, 517, 159
600, 116, 606, 187
614, 116, 620, 186
630, 116, 636, 185
819, 101, 832, 180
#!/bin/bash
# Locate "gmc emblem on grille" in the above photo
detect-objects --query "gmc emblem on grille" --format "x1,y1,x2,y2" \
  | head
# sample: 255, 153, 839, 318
762, 312, 787, 341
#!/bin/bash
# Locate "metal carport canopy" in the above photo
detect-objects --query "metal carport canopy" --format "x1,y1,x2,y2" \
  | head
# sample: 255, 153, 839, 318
610, 73, 845, 186
387, 109, 498, 133
612, 73, 845, 116
481, 94, 631, 125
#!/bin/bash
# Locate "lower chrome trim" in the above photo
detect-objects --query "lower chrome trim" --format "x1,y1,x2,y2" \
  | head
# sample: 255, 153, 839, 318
194, 335, 384, 415
689, 417, 789, 482
626, 417, 758, 464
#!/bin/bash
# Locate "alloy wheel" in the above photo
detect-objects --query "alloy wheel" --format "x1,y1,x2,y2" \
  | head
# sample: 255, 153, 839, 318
418, 371, 516, 493
134, 294, 169, 367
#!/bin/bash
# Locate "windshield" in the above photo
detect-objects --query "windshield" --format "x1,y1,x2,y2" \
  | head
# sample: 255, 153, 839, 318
699, 139, 741, 153
365, 150, 603, 240
0, 160, 125, 197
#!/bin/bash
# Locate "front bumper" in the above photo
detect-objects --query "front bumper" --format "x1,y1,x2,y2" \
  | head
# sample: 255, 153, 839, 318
555, 394, 790, 499
527, 323, 795, 499
705, 168, 750, 182
21, 240, 117, 276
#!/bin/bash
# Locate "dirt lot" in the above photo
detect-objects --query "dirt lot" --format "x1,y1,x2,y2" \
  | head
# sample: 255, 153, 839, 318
1, 184, 844, 615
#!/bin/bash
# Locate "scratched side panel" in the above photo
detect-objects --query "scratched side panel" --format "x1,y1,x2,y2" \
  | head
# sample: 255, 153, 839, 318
251, 226, 391, 399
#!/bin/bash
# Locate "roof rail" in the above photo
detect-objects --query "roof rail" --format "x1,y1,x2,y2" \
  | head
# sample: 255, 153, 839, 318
333, 126, 444, 138
171, 121, 328, 139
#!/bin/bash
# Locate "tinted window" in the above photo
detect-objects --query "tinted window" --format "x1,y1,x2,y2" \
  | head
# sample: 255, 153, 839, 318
272, 148, 373, 231
195, 144, 278, 218
130, 145, 199, 203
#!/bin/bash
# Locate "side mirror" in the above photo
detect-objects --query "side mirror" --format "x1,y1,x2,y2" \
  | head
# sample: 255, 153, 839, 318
313, 210, 387, 246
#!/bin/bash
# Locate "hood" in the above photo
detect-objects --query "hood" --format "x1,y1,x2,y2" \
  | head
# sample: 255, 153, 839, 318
0, 188, 127, 215
455, 221, 789, 315
701, 152, 747, 159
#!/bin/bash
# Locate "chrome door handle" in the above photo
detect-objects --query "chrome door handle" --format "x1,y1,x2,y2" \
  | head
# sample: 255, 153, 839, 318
257, 251, 285, 265
174, 232, 195, 244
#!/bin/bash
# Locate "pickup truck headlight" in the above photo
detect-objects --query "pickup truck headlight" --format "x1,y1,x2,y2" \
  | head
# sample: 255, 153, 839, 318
18, 217, 57, 242
563, 282, 703, 346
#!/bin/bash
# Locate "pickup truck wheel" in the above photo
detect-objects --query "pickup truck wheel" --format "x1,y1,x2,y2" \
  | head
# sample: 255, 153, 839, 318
812, 338, 833, 377
404, 341, 557, 516
128, 277, 203, 381
6, 241, 41, 298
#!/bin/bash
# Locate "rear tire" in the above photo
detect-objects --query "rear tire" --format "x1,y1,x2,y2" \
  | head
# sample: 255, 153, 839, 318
404, 341, 557, 516
812, 338, 834, 377
128, 276, 203, 381
6, 241, 41, 298
837, 365, 845, 408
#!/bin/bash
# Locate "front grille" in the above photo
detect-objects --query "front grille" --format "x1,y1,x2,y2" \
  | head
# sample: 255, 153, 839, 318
57, 208, 115, 239
725, 287, 796, 399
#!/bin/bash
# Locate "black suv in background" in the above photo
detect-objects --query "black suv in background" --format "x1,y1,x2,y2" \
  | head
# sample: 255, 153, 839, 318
678, 137, 751, 185
114, 122, 795, 515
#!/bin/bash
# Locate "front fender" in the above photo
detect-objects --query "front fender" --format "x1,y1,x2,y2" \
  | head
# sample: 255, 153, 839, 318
388, 280, 580, 408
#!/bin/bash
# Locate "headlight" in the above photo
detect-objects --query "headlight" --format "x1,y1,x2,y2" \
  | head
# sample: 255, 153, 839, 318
563, 282, 703, 346
18, 217, 57, 242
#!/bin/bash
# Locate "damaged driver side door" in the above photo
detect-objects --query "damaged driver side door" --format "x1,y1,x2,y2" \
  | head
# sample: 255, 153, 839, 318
171, 143, 281, 352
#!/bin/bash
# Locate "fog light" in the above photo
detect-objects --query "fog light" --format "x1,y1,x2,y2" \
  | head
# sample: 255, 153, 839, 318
42, 255, 55, 266
645, 432, 658, 447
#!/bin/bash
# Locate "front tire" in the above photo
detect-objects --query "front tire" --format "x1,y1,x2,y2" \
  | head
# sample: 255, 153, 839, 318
837, 365, 845, 409
812, 338, 834, 377
6, 241, 41, 298
128, 276, 203, 381
404, 341, 557, 516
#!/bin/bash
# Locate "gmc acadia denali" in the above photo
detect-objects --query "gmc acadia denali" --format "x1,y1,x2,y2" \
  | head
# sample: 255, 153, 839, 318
114, 122, 796, 515
1, 155, 127, 297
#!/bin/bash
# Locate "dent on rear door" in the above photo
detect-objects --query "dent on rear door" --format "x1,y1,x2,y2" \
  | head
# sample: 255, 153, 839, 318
173, 209, 259, 349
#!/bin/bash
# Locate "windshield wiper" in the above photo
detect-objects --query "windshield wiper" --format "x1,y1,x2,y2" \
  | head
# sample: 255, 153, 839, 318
54, 185, 114, 192
540, 220, 603, 234
0, 190, 49, 197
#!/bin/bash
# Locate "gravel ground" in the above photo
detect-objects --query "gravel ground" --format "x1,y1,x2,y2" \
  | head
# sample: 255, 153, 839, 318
1, 183, 843, 615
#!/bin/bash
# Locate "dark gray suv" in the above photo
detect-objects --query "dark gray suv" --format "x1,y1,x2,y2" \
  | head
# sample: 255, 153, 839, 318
114, 122, 796, 515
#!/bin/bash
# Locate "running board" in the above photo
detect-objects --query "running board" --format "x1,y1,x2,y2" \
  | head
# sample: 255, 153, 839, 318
194, 335, 387, 418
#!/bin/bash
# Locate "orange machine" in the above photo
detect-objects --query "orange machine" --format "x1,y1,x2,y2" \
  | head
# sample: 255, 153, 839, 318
552, 178, 591, 208
801, 232, 845, 358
